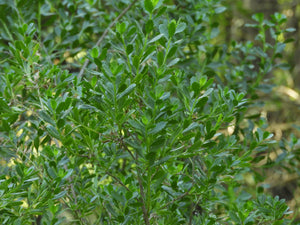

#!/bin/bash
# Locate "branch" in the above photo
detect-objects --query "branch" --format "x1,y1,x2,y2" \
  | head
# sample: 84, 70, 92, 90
106, 171, 131, 192
137, 170, 150, 225
78, 0, 140, 81
136, 153, 150, 225
160, 190, 191, 210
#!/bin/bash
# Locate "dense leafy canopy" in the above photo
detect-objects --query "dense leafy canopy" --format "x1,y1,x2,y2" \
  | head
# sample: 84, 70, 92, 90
0, 0, 298, 224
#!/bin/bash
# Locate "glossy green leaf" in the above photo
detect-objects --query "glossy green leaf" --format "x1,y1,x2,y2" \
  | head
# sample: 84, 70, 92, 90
38, 110, 56, 126
90, 47, 99, 58
144, 0, 153, 13
46, 124, 60, 139
168, 20, 176, 38
175, 22, 186, 34
145, 19, 154, 34
215, 6, 226, 14
117, 84, 136, 100
149, 122, 167, 135
53, 190, 67, 200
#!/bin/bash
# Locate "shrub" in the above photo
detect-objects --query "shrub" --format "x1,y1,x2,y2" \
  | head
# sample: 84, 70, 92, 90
0, 0, 295, 224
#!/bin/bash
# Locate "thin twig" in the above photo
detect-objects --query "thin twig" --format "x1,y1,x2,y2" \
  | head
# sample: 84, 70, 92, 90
136, 152, 150, 225
106, 171, 131, 192
160, 190, 191, 210
77, 0, 139, 81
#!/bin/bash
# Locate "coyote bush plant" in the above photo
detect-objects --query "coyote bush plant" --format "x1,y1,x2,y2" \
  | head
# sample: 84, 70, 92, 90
0, 0, 295, 224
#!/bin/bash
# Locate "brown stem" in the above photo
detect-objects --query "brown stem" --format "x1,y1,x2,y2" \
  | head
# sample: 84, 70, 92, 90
78, 0, 140, 81
160, 189, 191, 210
106, 171, 131, 192
136, 153, 150, 225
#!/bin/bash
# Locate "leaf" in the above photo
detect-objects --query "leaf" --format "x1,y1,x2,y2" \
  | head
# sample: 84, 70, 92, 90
46, 124, 60, 139
16, 164, 24, 177
142, 45, 156, 63
102, 62, 113, 80
53, 190, 67, 200
285, 28, 296, 33
252, 13, 264, 23
195, 96, 208, 108
167, 58, 180, 67
188, 140, 203, 152
162, 185, 175, 196
34, 136, 39, 150
24, 177, 39, 183
126, 44, 134, 55
157, 51, 164, 66
126, 26, 137, 38
117, 84, 136, 100
0, 97, 10, 112
106, 203, 118, 217
149, 34, 164, 44
166, 45, 178, 59
61, 106, 73, 118
159, 23, 168, 38
276, 63, 290, 70
63, 169, 73, 180
151, 155, 172, 167
144, 0, 153, 13
201, 88, 213, 98
263, 131, 273, 140
128, 119, 145, 134
183, 122, 199, 134
155, 6, 167, 18
90, 47, 99, 58
116, 22, 126, 34
192, 82, 200, 93
78, 104, 98, 110
10, 201, 23, 206
275, 42, 286, 54
150, 137, 166, 152
133, 55, 140, 70
175, 22, 186, 34
45, 163, 57, 179
38, 110, 55, 126
145, 19, 154, 34
99, 48, 107, 60
146, 152, 156, 165
215, 6, 226, 14
149, 122, 167, 135
152, 0, 160, 7
111, 191, 124, 203
168, 20, 176, 38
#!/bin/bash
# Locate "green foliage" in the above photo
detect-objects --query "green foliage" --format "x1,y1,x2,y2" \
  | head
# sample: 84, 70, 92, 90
0, 0, 296, 224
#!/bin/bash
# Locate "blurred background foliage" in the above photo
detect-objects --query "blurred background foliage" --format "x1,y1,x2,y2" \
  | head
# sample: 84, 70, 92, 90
220, 0, 300, 220
161, 0, 300, 219
0, 0, 300, 223
224, 0, 300, 221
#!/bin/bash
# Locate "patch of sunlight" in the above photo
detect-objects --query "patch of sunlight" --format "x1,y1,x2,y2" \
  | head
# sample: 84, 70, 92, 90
7, 158, 22, 167
21, 199, 29, 208
0, 159, 6, 166
55, 36, 61, 44
79, 163, 95, 175
74, 50, 87, 60
99, 176, 112, 185
243, 172, 256, 186
16, 129, 23, 137
50, 139, 62, 147
277, 33, 284, 42
118, 158, 124, 165
283, 9, 294, 17
26, 110, 33, 117
276, 86, 300, 101
64, 50, 87, 63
